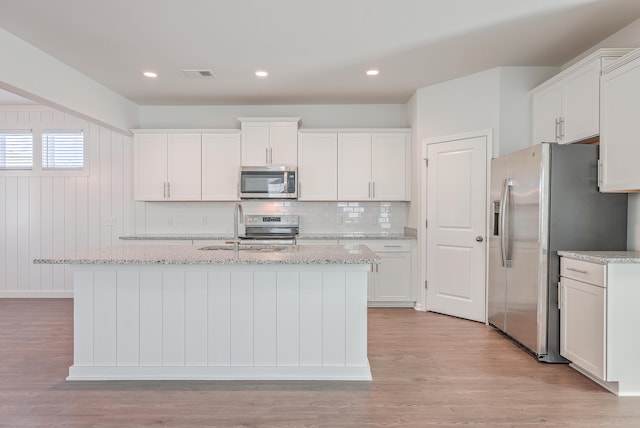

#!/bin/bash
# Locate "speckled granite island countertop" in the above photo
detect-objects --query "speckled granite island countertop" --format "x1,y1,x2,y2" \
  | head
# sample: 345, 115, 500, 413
120, 234, 234, 241
119, 232, 417, 241
34, 244, 380, 265
558, 250, 640, 264
297, 233, 414, 240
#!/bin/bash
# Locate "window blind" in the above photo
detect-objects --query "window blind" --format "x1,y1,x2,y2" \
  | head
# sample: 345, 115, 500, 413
0, 130, 33, 169
42, 131, 84, 169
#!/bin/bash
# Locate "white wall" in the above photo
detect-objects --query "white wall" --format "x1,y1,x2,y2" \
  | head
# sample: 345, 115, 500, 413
139, 104, 409, 129
407, 66, 556, 229
0, 106, 134, 297
408, 66, 562, 310
498, 67, 559, 155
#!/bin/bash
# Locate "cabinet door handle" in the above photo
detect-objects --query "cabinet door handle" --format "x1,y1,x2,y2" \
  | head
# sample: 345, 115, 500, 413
167, 182, 171, 199
298, 181, 302, 198
566, 267, 589, 274
266, 147, 269, 165
597, 159, 603, 189
559, 117, 565, 139
372, 182, 376, 199
383, 245, 402, 248
368, 182, 372, 198
163, 182, 168, 199
555, 118, 560, 142
270, 147, 273, 164
558, 282, 562, 310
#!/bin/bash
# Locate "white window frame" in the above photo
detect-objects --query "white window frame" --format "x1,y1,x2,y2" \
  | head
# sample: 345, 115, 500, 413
42, 129, 85, 171
0, 127, 89, 177
0, 129, 34, 170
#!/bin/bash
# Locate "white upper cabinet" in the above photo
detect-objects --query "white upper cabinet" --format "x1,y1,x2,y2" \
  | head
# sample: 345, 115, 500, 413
338, 131, 410, 201
201, 131, 241, 201
371, 133, 410, 201
134, 132, 202, 201
562, 61, 602, 143
134, 133, 168, 201
531, 49, 632, 145
297, 132, 338, 201
600, 48, 640, 192
532, 84, 562, 145
338, 133, 372, 200
239, 118, 299, 166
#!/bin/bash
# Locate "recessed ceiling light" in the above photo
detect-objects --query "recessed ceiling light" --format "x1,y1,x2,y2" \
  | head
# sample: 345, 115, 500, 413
366, 69, 380, 76
143, 71, 158, 78
255, 70, 269, 77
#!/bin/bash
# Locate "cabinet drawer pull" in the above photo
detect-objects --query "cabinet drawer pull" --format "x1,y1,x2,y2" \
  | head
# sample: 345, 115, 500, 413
383, 245, 402, 248
566, 267, 589, 274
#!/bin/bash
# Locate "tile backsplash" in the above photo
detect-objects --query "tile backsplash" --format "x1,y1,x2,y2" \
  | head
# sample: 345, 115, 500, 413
139, 201, 408, 235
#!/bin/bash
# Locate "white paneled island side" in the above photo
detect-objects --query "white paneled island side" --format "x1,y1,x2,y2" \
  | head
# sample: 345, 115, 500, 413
34, 244, 378, 381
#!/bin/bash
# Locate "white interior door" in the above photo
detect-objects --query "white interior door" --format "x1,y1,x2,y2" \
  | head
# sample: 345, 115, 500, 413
425, 134, 488, 322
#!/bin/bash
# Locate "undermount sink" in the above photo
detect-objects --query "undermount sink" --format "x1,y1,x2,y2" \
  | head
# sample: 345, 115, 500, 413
198, 245, 288, 252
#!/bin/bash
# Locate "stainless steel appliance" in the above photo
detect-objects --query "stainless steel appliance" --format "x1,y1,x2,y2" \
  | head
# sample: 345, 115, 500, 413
488, 143, 627, 362
239, 166, 297, 199
239, 214, 299, 245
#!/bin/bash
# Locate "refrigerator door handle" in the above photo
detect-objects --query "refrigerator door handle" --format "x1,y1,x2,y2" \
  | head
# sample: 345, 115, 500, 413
499, 178, 513, 268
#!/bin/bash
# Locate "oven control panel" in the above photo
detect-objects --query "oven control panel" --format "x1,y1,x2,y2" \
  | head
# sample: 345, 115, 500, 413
245, 215, 299, 226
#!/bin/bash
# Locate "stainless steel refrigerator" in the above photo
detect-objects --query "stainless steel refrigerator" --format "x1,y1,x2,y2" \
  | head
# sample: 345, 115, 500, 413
488, 143, 627, 362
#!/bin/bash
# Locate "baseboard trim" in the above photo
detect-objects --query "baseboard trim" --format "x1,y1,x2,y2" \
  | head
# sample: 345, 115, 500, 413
367, 301, 415, 308
0, 291, 73, 298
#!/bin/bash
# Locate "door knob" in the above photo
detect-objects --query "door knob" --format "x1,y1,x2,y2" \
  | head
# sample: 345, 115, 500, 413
475, 236, 484, 242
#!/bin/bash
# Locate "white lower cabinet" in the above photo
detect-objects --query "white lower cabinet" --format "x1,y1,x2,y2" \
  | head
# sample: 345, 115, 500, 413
340, 240, 413, 307
560, 256, 640, 396
296, 239, 414, 306
560, 276, 606, 379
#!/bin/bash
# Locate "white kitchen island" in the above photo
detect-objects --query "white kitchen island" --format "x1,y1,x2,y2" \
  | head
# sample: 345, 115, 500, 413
35, 244, 377, 381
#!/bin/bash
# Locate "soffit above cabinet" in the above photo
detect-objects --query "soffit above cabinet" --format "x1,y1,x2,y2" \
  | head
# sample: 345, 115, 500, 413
530, 48, 634, 94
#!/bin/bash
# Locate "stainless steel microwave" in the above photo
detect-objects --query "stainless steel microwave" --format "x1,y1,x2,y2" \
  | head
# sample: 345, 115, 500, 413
239, 166, 297, 199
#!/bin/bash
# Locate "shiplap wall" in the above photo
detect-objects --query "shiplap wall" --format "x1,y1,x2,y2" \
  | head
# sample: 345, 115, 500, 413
0, 106, 134, 297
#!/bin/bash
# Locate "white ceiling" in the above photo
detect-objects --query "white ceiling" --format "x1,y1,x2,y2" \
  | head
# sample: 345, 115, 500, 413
1, 0, 640, 106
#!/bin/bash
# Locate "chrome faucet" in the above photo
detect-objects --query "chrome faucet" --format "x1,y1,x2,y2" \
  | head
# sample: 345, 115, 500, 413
232, 202, 244, 252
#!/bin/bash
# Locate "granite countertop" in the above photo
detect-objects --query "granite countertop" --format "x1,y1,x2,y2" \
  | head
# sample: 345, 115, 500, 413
120, 234, 234, 241
558, 250, 640, 264
297, 233, 414, 240
34, 244, 380, 265
120, 230, 417, 241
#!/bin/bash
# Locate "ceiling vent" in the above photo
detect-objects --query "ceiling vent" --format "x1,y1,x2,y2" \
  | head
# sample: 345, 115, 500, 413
181, 69, 216, 78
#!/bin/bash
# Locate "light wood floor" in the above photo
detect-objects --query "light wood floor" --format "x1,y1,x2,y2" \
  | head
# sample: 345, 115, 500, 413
1, 299, 639, 427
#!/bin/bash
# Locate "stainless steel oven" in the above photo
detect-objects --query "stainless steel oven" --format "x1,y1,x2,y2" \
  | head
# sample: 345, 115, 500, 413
240, 214, 299, 245
239, 166, 297, 199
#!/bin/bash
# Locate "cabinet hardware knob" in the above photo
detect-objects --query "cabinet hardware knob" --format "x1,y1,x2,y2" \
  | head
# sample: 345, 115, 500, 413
475, 236, 484, 242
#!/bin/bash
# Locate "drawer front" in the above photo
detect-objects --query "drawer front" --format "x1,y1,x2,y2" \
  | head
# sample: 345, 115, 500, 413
561, 257, 606, 287
339, 240, 410, 253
